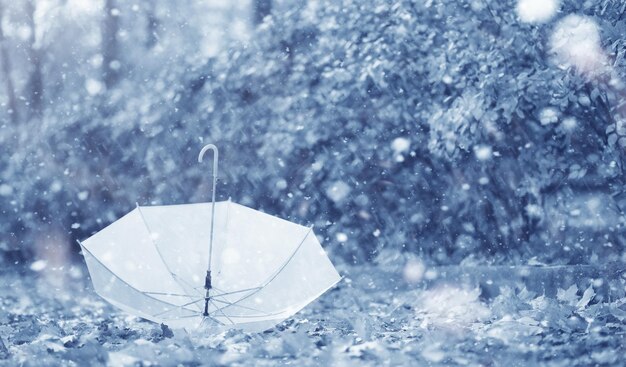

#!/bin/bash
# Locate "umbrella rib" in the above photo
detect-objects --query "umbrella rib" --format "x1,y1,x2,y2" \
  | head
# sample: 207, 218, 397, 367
212, 286, 226, 293
152, 298, 205, 317
209, 299, 235, 325
210, 297, 272, 314
201, 315, 225, 327
161, 312, 224, 327
210, 309, 289, 319
174, 275, 205, 297
136, 206, 202, 311
79, 242, 202, 317
143, 291, 198, 298
232, 228, 312, 303
210, 286, 263, 298
209, 228, 313, 313
160, 314, 202, 320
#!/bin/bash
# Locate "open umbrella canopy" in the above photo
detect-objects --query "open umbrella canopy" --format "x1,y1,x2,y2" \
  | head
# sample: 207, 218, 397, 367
79, 145, 341, 332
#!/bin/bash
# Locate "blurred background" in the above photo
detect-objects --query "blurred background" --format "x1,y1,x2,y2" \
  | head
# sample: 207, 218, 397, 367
0, 0, 625, 280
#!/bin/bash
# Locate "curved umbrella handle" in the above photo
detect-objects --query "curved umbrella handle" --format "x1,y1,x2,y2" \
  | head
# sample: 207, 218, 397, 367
198, 144, 219, 203
198, 144, 218, 287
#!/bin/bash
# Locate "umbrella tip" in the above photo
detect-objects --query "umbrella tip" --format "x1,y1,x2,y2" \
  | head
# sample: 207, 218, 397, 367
75, 239, 86, 253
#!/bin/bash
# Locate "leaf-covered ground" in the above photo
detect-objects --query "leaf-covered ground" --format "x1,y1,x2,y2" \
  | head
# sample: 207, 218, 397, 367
1, 262, 625, 366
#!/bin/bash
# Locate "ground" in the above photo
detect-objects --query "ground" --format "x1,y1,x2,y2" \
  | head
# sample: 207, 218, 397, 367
1, 262, 625, 366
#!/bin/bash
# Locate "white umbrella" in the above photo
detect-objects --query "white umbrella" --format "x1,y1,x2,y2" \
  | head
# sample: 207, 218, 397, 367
79, 144, 341, 332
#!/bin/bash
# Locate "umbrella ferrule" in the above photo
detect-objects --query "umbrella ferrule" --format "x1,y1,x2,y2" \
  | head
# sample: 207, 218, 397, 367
204, 270, 212, 290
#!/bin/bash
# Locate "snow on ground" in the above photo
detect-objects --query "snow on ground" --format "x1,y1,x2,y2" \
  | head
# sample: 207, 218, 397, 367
1, 263, 625, 366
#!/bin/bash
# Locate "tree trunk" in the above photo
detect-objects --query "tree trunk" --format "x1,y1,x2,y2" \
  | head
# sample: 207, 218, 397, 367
145, 1, 159, 49
0, 4, 18, 123
25, 0, 43, 119
102, 0, 120, 88
253, 0, 272, 25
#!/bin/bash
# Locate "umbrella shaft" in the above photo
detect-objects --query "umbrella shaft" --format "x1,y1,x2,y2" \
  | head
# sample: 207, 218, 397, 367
203, 270, 212, 316
204, 270, 212, 290
198, 144, 219, 275
203, 297, 210, 316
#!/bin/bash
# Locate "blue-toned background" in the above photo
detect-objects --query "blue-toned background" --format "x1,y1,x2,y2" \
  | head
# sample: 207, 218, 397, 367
2, 0, 625, 269
0, 0, 625, 365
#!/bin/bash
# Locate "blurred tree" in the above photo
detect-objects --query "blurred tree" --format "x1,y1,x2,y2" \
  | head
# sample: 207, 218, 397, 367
24, 0, 42, 119
0, 3, 17, 123
102, 0, 120, 88
0, 0, 624, 269
188, 0, 626, 264
253, 0, 272, 25
145, 1, 159, 49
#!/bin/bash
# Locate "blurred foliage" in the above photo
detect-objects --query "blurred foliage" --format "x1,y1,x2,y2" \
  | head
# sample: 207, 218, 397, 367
1, 0, 625, 266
